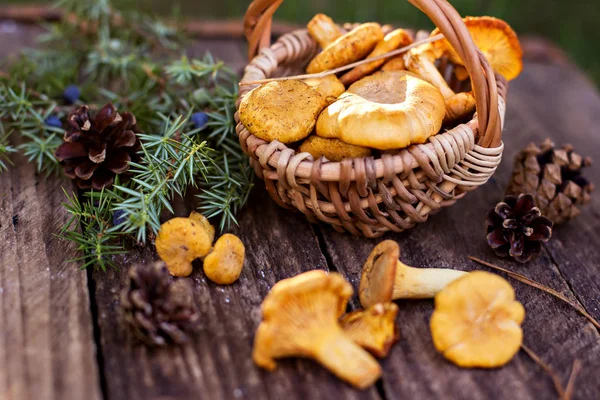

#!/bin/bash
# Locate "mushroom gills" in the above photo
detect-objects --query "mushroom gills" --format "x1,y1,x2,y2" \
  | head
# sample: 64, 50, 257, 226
359, 240, 468, 307
252, 270, 382, 389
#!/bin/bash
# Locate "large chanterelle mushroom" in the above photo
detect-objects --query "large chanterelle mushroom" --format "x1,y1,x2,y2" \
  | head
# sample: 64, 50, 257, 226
306, 14, 384, 73
252, 270, 382, 389
316, 71, 446, 150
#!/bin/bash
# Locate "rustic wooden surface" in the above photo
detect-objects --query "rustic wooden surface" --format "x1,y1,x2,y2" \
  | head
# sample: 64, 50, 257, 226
1, 19, 600, 400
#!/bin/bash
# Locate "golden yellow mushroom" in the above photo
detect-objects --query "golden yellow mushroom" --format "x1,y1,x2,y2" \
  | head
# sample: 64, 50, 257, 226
432, 16, 523, 81
299, 135, 371, 162
252, 270, 382, 389
359, 240, 467, 307
239, 80, 327, 144
430, 271, 525, 368
155, 216, 213, 277
340, 28, 414, 86
306, 19, 384, 74
316, 71, 445, 150
340, 302, 399, 358
203, 233, 245, 285
188, 211, 215, 245
302, 74, 346, 102
404, 42, 476, 122
444, 91, 477, 122
307, 13, 344, 49
404, 43, 454, 99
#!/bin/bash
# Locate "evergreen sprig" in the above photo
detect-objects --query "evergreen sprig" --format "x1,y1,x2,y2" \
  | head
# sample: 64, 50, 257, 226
1, 0, 253, 269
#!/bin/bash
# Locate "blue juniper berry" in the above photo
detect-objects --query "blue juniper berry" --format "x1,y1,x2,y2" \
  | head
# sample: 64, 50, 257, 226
63, 84, 81, 105
45, 115, 62, 129
191, 112, 209, 130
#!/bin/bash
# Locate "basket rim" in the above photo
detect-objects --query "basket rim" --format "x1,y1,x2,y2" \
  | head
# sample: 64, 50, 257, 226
235, 27, 507, 184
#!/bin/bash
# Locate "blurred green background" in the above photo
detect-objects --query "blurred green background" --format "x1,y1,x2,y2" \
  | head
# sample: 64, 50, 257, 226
6, 0, 600, 83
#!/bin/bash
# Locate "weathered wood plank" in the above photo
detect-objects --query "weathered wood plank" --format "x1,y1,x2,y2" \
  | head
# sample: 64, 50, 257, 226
317, 59, 600, 400
0, 147, 102, 400
93, 189, 381, 400
0, 24, 102, 400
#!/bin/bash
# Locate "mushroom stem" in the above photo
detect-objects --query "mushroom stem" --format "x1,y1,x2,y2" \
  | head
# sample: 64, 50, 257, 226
314, 327, 382, 389
392, 261, 467, 299
404, 52, 455, 99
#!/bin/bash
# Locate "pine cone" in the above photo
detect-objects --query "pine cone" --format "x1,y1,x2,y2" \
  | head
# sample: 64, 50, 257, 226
506, 139, 594, 224
486, 194, 553, 263
121, 262, 199, 346
55, 103, 141, 190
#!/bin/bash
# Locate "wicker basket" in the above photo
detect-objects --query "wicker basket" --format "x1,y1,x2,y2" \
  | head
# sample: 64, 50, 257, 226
235, 0, 507, 238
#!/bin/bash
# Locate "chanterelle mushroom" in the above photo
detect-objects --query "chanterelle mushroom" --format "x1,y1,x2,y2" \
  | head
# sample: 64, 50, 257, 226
404, 43, 453, 99
302, 74, 346, 103
203, 233, 245, 285
252, 270, 382, 389
188, 211, 215, 245
306, 16, 384, 74
316, 71, 445, 150
432, 16, 523, 81
307, 13, 344, 49
359, 240, 467, 307
239, 80, 327, 144
155, 215, 213, 277
340, 302, 399, 358
340, 28, 414, 86
430, 271, 525, 368
299, 135, 371, 162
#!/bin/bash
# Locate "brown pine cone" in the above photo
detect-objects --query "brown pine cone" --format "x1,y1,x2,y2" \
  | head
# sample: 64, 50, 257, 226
486, 194, 553, 263
55, 103, 141, 190
506, 139, 594, 224
121, 262, 199, 346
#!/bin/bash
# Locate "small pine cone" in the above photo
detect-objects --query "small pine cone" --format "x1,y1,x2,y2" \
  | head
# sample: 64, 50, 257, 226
486, 194, 553, 263
55, 103, 141, 190
506, 139, 594, 224
121, 262, 199, 346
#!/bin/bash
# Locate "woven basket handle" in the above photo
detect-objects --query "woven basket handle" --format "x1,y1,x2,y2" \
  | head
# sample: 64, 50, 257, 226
243, 0, 502, 148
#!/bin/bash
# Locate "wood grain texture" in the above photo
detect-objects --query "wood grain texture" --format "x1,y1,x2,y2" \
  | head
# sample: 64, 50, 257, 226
4, 19, 600, 400
92, 189, 381, 400
317, 60, 600, 400
0, 144, 102, 400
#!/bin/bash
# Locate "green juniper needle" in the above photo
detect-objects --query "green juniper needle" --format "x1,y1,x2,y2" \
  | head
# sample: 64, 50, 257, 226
2, 0, 253, 269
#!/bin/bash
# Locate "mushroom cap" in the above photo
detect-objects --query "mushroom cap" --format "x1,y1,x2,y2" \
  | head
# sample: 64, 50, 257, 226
155, 217, 213, 277
307, 13, 344, 49
302, 74, 346, 102
262, 270, 353, 318
445, 91, 476, 122
316, 71, 446, 150
188, 211, 215, 245
359, 240, 400, 308
239, 80, 327, 144
430, 271, 525, 368
340, 302, 399, 358
307, 23, 384, 74
432, 16, 523, 81
299, 136, 372, 162
253, 270, 353, 369
340, 28, 414, 86
203, 233, 245, 285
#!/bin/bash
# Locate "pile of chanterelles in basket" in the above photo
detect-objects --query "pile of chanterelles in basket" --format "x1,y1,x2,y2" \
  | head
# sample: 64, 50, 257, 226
239, 15, 522, 160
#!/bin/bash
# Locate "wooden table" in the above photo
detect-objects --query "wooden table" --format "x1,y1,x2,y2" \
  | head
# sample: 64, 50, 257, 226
1, 20, 599, 400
